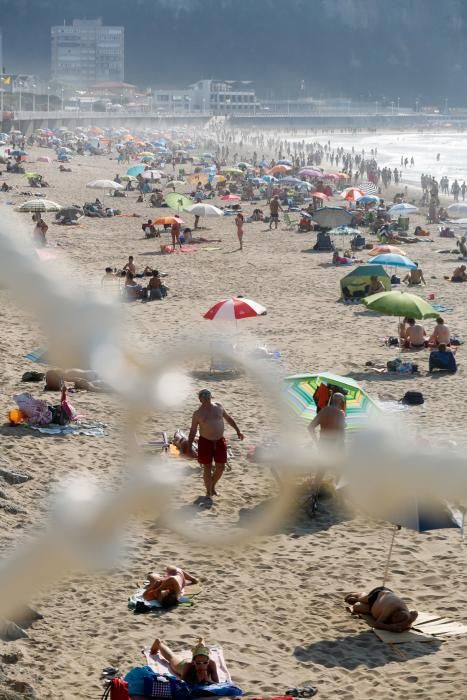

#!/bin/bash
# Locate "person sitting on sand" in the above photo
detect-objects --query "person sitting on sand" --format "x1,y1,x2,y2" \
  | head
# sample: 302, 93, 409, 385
451, 264, 467, 282
146, 270, 167, 299
345, 588, 418, 632
429, 317, 451, 347
143, 566, 199, 606
403, 263, 425, 286
404, 318, 427, 348
398, 317, 410, 343
367, 276, 385, 295
150, 639, 219, 685
308, 392, 346, 444
101, 267, 117, 286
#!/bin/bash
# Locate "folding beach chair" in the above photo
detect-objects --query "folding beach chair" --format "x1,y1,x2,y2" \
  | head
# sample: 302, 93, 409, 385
209, 340, 239, 374
283, 212, 298, 231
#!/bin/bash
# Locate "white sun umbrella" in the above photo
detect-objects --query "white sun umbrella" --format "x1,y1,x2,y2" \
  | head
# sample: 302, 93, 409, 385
186, 203, 223, 217
17, 199, 62, 212
447, 203, 467, 219
141, 170, 162, 180
388, 203, 419, 216
86, 179, 124, 190
204, 297, 267, 321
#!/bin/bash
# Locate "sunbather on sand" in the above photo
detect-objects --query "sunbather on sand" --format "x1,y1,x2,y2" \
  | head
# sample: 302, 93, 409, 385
45, 368, 109, 392
143, 566, 199, 607
345, 587, 418, 632
150, 638, 219, 684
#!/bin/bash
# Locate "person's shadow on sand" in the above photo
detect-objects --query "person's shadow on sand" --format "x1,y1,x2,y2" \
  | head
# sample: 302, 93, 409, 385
294, 631, 441, 669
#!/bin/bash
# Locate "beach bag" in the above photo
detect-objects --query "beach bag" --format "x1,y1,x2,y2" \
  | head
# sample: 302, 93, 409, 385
143, 674, 190, 700
401, 391, 424, 405
101, 678, 130, 700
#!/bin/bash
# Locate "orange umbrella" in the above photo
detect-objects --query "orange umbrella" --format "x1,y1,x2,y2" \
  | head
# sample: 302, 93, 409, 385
368, 245, 407, 256
268, 164, 292, 174
336, 172, 350, 178
153, 216, 185, 225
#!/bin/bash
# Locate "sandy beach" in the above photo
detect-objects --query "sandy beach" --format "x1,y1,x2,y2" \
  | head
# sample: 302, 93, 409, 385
0, 130, 466, 700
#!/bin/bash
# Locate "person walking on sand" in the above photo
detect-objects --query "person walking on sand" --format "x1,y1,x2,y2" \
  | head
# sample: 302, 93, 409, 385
235, 212, 245, 250
188, 389, 244, 499
171, 219, 182, 249
269, 195, 283, 230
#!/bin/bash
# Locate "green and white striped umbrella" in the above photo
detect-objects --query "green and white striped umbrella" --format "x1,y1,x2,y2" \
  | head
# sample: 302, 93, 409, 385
17, 199, 62, 212
284, 371, 380, 431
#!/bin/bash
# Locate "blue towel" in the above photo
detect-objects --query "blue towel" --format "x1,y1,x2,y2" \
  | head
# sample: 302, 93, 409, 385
189, 681, 243, 697
24, 348, 48, 364
431, 303, 452, 313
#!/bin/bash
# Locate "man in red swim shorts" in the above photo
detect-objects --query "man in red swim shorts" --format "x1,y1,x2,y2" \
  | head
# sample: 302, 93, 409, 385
187, 389, 244, 499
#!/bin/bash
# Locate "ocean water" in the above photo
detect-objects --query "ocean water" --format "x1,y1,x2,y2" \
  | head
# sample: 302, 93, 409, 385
321, 131, 467, 189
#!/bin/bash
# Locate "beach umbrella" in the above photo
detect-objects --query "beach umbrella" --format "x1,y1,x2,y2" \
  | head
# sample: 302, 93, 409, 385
186, 203, 223, 217
312, 207, 353, 228
188, 173, 209, 185
237, 162, 253, 169
312, 192, 329, 201
446, 203, 467, 219
336, 172, 350, 179
221, 167, 243, 176
357, 194, 380, 205
166, 180, 185, 187
127, 165, 145, 176
139, 151, 155, 158
323, 173, 338, 180
269, 164, 292, 174
277, 159, 293, 166
388, 203, 418, 216
165, 192, 193, 211
204, 297, 267, 321
368, 253, 416, 269
11, 149, 27, 156
283, 371, 380, 431
153, 216, 184, 225
328, 225, 360, 236
120, 175, 137, 181
341, 187, 365, 201
368, 245, 406, 256
299, 168, 322, 178
279, 176, 304, 185
359, 181, 378, 194
86, 179, 123, 191
212, 175, 226, 185
261, 175, 278, 183
141, 170, 162, 179
362, 291, 438, 319
221, 194, 241, 201
17, 199, 62, 213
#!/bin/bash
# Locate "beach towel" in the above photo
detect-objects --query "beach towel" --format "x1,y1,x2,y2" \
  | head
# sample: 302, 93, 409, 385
35, 249, 57, 262
358, 611, 467, 644
24, 348, 48, 364
27, 421, 107, 437
202, 247, 222, 251
431, 303, 453, 313
143, 646, 231, 684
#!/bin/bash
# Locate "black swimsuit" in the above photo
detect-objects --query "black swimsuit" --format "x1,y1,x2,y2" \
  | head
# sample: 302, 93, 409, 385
367, 586, 391, 612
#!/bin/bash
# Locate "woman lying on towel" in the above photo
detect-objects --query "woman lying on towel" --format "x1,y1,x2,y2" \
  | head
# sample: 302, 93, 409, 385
150, 638, 219, 684
143, 566, 198, 607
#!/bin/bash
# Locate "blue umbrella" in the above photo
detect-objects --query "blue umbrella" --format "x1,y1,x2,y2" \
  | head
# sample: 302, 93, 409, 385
279, 176, 304, 185
357, 194, 380, 205
368, 253, 416, 269
277, 159, 293, 166
127, 165, 145, 176
261, 175, 278, 183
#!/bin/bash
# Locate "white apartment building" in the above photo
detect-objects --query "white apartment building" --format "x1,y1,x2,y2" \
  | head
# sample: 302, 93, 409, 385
51, 19, 124, 86
151, 80, 258, 115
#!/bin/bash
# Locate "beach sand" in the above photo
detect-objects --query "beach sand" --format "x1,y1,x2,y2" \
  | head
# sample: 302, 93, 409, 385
0, 136, 466, 699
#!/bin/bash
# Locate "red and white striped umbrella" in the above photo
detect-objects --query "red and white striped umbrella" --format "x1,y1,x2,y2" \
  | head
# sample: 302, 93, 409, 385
204, 297, 267, 321
341, 187, 365, 201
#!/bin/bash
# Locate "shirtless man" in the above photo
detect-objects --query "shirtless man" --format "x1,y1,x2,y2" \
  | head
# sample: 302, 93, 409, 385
188, 389, 244, 498
429, 317, 450, 346
308, 393, 346, 494
122, 255, 136, 275
269, 196, 283, 230
345, 588, 418, 632
405, 318, 427, 348
308, 393, 346, 443
403, 263, 425, 286
452, 264, 467, 282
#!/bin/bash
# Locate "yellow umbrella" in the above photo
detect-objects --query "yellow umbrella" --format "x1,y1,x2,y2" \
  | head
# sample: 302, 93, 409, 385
188, 173, 209, 185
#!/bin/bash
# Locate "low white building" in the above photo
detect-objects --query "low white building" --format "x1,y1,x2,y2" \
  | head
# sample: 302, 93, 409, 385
151, 80, 258, 115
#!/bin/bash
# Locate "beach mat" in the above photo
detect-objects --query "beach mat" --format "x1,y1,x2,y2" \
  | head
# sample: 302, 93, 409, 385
143, 645, 231, 683
202, 246, 222, 251
358, 613, 435, 644
359, 611, 467, 643
27, 421, 107, 437
129, 582, 202, 610
24, 348, 48, 364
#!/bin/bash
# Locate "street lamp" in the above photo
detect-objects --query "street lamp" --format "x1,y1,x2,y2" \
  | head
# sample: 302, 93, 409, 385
47, 86, 51, 113
397, 96, 400, 114
18, 81, 22, 113
32, 84, 36, 113
390, 101, 394, 116
61, 87, 64, 112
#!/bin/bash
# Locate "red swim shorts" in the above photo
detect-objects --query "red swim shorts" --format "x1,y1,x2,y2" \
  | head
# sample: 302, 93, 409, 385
197, 436, 228, 465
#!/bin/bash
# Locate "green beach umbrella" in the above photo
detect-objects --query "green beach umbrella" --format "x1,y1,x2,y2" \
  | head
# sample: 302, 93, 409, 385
284, 371, 380, 432
165, 192, 193, 212
362, 291, 438, 320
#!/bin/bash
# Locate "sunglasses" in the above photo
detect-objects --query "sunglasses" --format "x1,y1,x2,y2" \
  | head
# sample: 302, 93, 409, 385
194, 660, 209, 665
